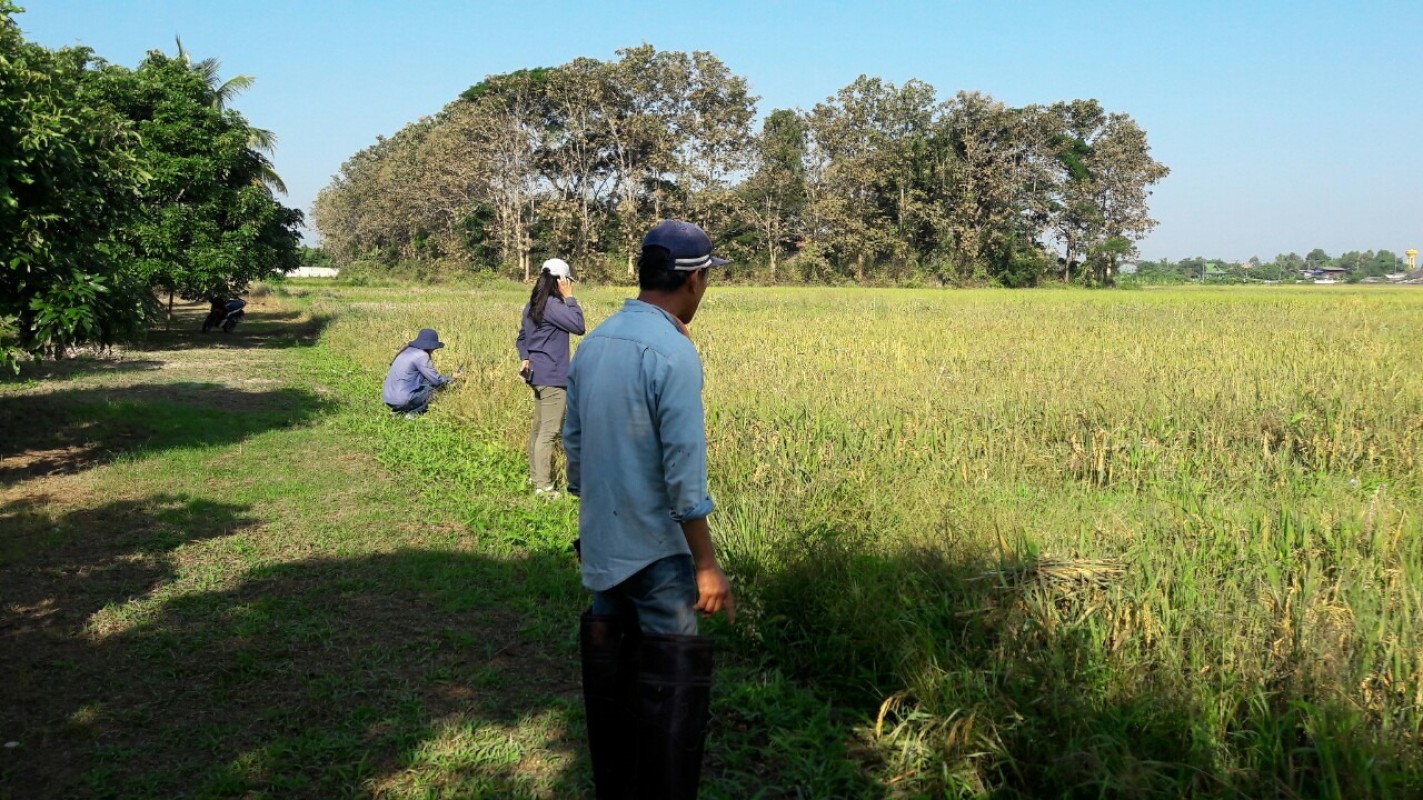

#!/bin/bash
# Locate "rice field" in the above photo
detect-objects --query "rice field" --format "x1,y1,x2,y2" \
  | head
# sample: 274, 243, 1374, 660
292, 281, 1423, 797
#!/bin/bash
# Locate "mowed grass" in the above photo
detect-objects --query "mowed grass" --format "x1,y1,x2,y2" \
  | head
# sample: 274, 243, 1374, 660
285, 280, 1423, 797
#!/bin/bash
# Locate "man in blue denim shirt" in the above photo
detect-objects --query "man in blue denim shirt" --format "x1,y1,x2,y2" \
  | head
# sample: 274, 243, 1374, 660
565, 220, 733, 799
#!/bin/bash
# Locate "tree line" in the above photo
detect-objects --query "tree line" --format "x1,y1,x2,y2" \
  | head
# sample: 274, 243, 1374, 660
0, 2, 302, 370
313, 45, 1169, 288
1130, 248, 1413, 284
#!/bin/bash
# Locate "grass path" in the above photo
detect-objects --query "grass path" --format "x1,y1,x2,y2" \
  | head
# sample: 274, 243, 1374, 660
0, 299, 595, 798
0, 298, 875, 799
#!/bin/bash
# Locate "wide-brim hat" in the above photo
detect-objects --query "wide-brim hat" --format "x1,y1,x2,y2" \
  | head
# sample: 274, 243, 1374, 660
408, 328, 444, 350
642, 219, 730, 271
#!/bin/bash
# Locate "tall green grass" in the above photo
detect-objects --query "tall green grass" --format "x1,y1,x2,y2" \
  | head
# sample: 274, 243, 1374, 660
291, 281, 1423, 797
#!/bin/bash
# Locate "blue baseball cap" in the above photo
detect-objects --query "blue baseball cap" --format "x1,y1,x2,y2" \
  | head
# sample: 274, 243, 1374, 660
642, 220, 730, 271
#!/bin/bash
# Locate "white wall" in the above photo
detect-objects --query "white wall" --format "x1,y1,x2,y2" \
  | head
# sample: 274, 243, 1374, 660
286, 267, 341, 278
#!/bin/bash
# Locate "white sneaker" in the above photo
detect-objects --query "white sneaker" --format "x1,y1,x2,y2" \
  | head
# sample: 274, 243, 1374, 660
534, 486, 560, 499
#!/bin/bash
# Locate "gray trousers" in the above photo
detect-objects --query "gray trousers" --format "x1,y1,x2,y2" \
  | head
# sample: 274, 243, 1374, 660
528, 385, 567, 488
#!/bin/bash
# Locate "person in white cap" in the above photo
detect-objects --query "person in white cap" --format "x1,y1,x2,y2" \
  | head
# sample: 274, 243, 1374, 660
515, 258, 586, 496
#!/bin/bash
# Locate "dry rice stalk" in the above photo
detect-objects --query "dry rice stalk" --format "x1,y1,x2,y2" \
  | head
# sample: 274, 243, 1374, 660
971, 556, 1126, 590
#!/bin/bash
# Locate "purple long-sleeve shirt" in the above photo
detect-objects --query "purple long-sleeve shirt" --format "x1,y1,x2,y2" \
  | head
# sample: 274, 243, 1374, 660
516, 297, 585, 387
381, 347, 450, 406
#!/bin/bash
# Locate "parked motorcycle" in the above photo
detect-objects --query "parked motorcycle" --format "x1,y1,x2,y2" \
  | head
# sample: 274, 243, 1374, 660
203, 298, 247, 333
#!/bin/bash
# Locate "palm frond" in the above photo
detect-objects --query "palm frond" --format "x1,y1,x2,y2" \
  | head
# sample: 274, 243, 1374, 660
247, 126, 278, 154
257, 166, 289, 196
212, 73, 255, 110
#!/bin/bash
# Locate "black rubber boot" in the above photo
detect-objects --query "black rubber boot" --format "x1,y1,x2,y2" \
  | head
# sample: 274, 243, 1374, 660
580, 611, 639, 800
633, 634, 714, 800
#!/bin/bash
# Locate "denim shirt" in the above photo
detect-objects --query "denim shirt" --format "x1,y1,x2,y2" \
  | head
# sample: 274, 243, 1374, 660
564, 299, 715, 592
381, 347, 449, 407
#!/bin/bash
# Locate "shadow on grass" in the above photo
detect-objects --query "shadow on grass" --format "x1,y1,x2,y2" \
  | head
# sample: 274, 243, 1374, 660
0, 493, 263, 794
734, 528, 1420, 799
0, 515, 892, 800
0, 523, 590, 798
6, 357, 165, 384
0, 383, 333, 482
137, 306, 332, 352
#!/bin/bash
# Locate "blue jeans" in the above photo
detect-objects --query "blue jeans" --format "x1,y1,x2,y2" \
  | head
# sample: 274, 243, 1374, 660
387, 382, 436, 415
591, 554, 698, 636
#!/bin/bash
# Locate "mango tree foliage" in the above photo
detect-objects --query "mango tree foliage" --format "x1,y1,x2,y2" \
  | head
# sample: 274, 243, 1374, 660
1, 2, 148, 369
1, 4, 301, 368
95, 51, 303, 301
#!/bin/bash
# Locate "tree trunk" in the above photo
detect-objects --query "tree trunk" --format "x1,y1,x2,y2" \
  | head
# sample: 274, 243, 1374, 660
167, 291, 174, 331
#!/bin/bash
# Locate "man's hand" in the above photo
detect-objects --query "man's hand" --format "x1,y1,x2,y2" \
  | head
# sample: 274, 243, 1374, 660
694, 564, 735, 623
682, 516, 733, 623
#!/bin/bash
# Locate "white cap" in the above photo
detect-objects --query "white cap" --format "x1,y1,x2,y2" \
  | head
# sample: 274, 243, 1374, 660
542, 258, 572, 280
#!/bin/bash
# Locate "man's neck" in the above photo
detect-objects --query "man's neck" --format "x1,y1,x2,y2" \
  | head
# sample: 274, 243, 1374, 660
636, 291, 688, 323
636, 291, 692, 335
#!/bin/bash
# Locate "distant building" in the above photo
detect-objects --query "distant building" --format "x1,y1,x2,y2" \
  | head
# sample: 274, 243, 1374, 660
286, 267, 340, 278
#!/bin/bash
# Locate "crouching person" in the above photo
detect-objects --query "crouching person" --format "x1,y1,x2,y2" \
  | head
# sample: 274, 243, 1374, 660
382, 328, 458, 417
564, 220, 733, 799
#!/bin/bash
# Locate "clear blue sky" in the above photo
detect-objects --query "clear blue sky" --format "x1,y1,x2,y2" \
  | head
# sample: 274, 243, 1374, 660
18, 0, 1423, 262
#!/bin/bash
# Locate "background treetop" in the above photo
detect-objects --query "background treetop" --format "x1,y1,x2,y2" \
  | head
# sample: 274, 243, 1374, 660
313, 47, 1169, 288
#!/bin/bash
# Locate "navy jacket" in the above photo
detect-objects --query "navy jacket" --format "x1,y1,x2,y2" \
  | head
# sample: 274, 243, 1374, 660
516, 297, 585, 387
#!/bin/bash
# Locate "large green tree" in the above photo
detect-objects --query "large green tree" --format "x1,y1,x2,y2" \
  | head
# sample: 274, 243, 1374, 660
1, 6, 300, 368
738, 109, 808, 280
0, 2, 148, 369
95, 50, 303, 305
931, 92, 1057, 283
804, 76, 938, 282
1042, 100, 1169, 285
314, 47, 756, 282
